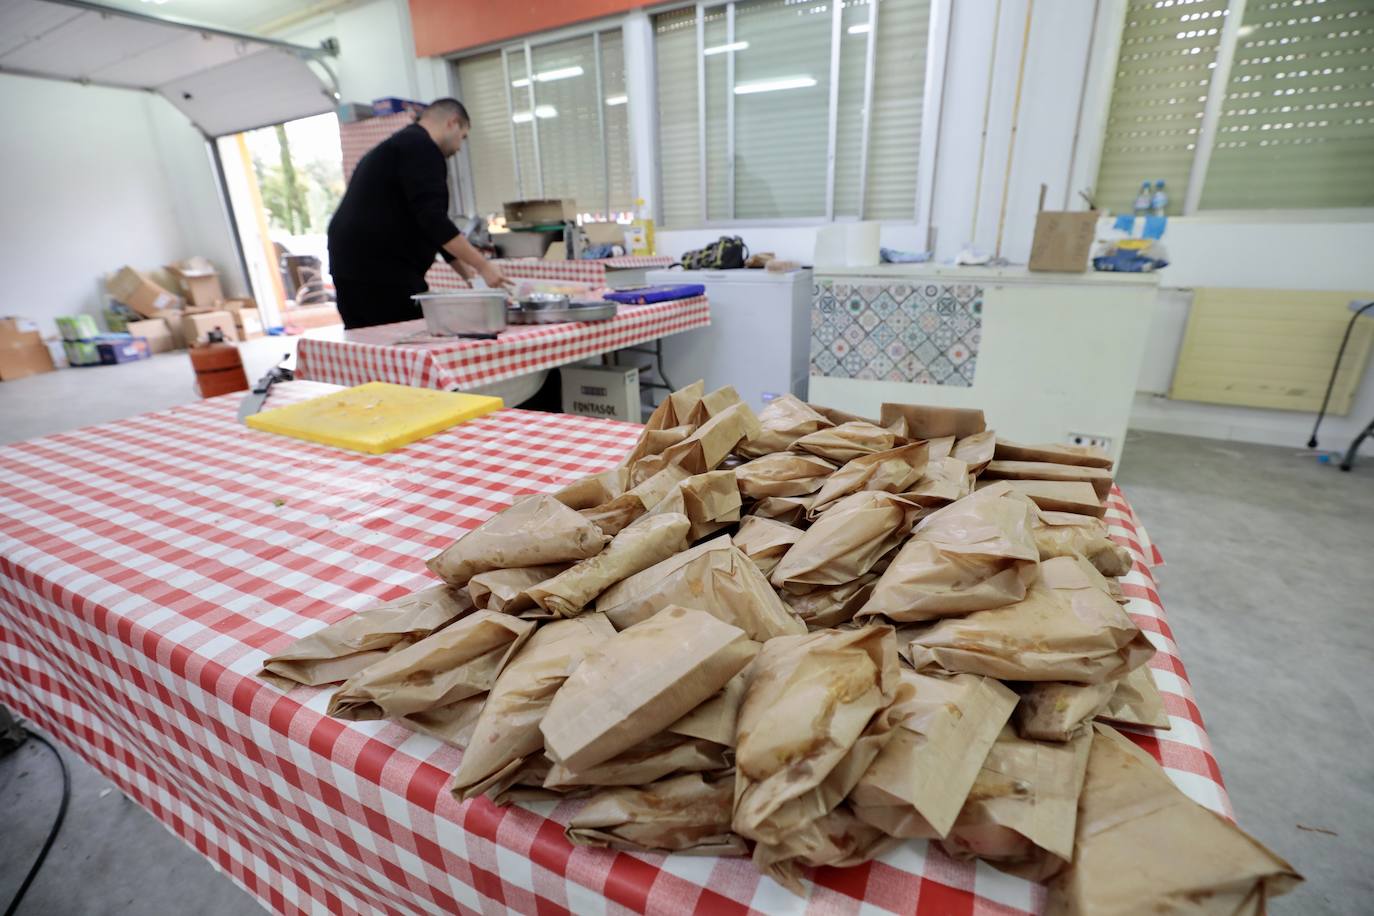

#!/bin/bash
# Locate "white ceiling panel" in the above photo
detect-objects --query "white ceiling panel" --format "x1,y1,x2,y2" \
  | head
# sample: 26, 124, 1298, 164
0, 0, 337, 136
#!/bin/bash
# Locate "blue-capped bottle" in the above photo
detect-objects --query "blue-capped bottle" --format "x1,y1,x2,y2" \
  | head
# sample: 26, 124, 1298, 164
1150, 180, 1168, 216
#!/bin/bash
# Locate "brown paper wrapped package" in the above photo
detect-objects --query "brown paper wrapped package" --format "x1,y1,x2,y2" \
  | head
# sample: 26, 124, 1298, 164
466, 565, 570, 614
939, 725, 1092, 880
733, 626, 899, 848
771, 492, 921, 593
752, 804, 899, 895
450, 615, 614, 800
994, 438, 1113, 470
597, 536, 805, 640
808, 442, 930, 516
951, 430, 997, 476
1014, 681, 1117, 742
527, 512, 690, 617
1046, 725, 1301, 914
1031, 509, 1133, 577
880, 403, 986, 439
550, 467, 625, 510
580, 464, 690, 536
686, 384, 749, 427
567, 773, 748, 855
851, 671, 1018, 838
977, 479, 1105, 517
541, 606, 756, 771
667, 671, 748, 746
1096, 664, 1170, 729
983, 459, 1114, 499
403, 695, 486, 748
646, 470, 742, 541
427, 495, 609, 587
746, 495, 814, 526
790, 421, 900, 464
327, 610, 534, 720
544, 731, 728, 788
784, 575, 878, 629
858, 484, 1039, 622
736, 394, 833, 458
629, 400, 761, 485
731, 516, 803, 577
811, 403, 880, 427
903, 556, 1154, 683
900, 456, 971, 507
260, 584, 473, 688
733, 453, 836, 499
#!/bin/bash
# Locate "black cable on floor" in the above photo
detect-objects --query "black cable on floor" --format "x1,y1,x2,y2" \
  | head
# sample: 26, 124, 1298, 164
3, 731, 70, 916
1308, 301, 1374, 448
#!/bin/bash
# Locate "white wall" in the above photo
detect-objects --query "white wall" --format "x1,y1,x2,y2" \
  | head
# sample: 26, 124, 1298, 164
0, 74, 241, 336
273, 0, 420, 103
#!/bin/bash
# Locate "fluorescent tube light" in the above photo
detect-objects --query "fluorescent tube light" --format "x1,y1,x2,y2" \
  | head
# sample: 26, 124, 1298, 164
511, 105, 558, 123
704, 41, 749, 55
511, 65, 585, 88
605, 94, 628, 106
847, 23, 871, 35
733, 76, 817, 95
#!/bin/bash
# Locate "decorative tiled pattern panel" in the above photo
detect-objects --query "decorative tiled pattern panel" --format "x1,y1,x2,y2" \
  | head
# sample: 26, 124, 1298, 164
810, 280, 982, 385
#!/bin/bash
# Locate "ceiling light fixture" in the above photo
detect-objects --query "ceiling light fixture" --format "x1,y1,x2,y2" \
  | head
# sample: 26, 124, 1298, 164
703, 41, 749, 55
511, 65, 585, 88
605, 94, 628, 106
511, 105, 558, 123
733, 76, 817, 95
847, 23, 871, 35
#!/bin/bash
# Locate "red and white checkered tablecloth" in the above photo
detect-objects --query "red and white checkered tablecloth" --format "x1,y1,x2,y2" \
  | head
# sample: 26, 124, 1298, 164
0, 383, 1227, 916
425, 257, 676, 293
294, 297, 711, 392
340, 113, 415, 183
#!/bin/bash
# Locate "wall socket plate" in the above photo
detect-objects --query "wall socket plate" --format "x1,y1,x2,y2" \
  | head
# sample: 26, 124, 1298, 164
1066, 432, 1112, 451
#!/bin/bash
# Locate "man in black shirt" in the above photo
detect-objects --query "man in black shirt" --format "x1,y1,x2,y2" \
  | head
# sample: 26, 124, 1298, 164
327, 98, 508, 329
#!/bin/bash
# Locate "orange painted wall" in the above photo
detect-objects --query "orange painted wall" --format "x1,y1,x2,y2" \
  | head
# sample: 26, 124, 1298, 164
408, 1, 647, 58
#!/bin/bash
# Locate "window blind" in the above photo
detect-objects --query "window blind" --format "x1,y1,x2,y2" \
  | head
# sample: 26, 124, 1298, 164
1201, 0, 1374, 209
1095, 0, 1229, 215
601, 30, 635, 215
457, 51, 519, 217
655, 7, 703, 227
532, 35, 606, 215
864, 0, 926, 219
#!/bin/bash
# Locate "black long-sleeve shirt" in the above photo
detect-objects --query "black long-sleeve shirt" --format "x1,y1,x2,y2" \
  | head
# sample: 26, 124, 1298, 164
327, 124, 461, 289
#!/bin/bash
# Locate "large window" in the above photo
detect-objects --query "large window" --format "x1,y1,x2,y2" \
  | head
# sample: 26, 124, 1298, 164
654, 0, 931, 227
455, 28, 633, 220
1096, 0, 1374, 214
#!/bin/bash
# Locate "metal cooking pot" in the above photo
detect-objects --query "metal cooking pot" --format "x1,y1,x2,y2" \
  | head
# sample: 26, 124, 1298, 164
413, 290, 509, 336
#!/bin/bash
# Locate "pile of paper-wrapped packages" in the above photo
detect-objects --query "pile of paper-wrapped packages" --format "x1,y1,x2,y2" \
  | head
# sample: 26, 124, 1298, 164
262, 383, 1299, 910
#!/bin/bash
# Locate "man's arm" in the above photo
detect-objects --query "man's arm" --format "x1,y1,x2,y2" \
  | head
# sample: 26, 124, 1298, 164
441, 234, 508, 288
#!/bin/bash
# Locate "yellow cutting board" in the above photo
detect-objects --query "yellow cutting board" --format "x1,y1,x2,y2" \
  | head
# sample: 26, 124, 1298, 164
245, 382, 503, 454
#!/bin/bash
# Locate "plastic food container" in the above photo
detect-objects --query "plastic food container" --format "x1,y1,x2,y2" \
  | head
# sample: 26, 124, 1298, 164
413, 291, 509, 336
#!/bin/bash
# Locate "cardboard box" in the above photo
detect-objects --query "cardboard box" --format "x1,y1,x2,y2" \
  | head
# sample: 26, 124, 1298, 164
562, 365, 640, 421
107, 266, 183, 317
235, 307, 264, 339
0, 327, 56, 380
372, 97, 425, 115
126, 318, 176, 353
98, 336, 152, 364
165, 264, 224, 308
1028, 186, 1100, 273
220, 297, 256, 313
0, 317, 41, 342
505, 198, 577, 226
63, 339, 101, 367
583, 222, 626, 247
182, 310, 238, 346
282, 304, 342, 329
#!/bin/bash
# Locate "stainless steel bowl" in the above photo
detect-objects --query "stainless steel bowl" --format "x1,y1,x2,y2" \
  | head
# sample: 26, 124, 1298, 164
413, 290, 508, 336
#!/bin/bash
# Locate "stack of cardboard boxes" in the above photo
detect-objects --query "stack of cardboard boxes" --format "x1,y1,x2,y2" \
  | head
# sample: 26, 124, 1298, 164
0, 317, 57, 382
104, 260, 266, 350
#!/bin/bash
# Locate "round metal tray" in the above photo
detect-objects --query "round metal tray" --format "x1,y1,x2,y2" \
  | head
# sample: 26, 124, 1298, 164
507, 301, 618, 325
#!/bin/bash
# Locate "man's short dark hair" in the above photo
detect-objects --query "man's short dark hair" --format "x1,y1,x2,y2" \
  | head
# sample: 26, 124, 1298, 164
421, 98, 470, 126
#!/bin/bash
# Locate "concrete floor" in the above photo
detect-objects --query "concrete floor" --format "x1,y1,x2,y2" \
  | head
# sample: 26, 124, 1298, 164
1, 362, 1371, 912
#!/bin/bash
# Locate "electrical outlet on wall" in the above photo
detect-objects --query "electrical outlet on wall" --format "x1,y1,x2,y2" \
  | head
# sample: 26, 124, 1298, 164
1066, 432, 1112, 451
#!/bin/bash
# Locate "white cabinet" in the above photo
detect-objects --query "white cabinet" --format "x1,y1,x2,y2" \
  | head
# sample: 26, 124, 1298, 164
647, 268, 813, 411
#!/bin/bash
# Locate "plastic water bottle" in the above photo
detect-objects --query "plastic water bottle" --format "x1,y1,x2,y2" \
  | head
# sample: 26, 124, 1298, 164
1133, 181, 1152, 216
1151, 180, 1168, 216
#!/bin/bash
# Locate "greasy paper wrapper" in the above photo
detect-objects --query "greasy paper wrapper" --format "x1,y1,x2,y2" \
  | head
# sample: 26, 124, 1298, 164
900, 456, 972, 507
550, 467, 625, 510
466, 565, 569, 615
902, 556, 1155, 683
730, 516, 802, 577
984, 459, 1114, 499
260, 584, 473, 688
752, 804, 899, 895
879, 403, 986, 440
994, 438, 1113, 470
646, 470, 742, 541
402, 695, 486, 748
580, 465, 689, 536
450, 615, 614, 800
1015, 681, 1117, 743
746, 494, 814, 526
736, 394, 834, 458
851, 671, 1018, 839
427, 495, 609, 587
1046, 725, 1300, 914
1032, 508, 1133, 577
979, 479, 1104, 517
938, 724, 1092, 880
771, 492, 921, 593
629, 399, 761, 485
857, 483, 1040, 622
951, 430, 997, 476
328, 610, 534, 720
1098, 664, 1170, 729
668, 670, 748, 746
597, 536, 805, 641
623, 380, 703, 470
544, 731, 728, 788
541, 606, 756, 771
790, 421, 900, 464
784, 575, 877, 629
807, 442, 929, 516
733, 626, 899, 848
567, 773, 747, 855
527, 512, 690, 617
733, 453, 836, 499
